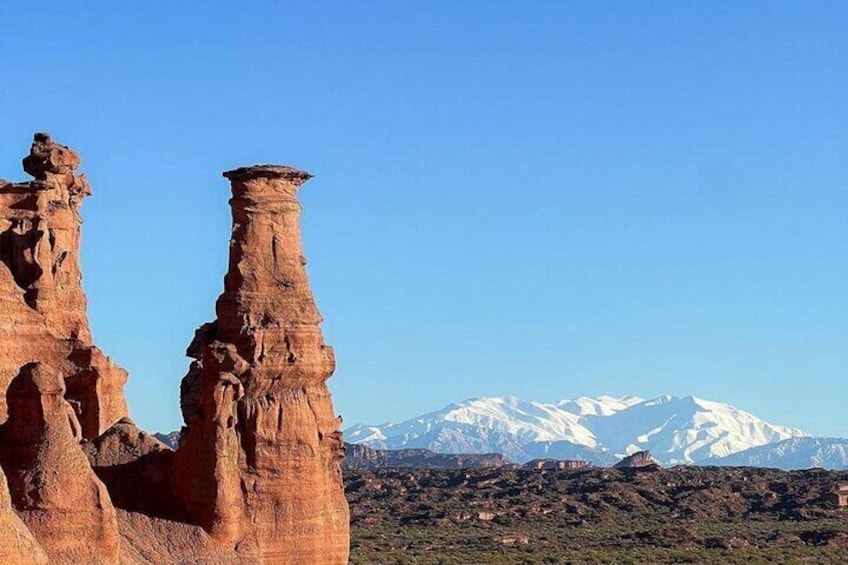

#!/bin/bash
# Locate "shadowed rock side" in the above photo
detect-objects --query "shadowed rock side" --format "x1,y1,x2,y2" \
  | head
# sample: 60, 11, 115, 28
0, 363, 119, 564
172, 165, 349, 562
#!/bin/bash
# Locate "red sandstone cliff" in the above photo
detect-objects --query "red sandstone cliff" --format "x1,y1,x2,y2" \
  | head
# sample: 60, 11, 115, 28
0, 135, 350, 564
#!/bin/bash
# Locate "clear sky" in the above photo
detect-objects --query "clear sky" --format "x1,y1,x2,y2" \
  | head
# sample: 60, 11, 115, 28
1, 2, 845, 436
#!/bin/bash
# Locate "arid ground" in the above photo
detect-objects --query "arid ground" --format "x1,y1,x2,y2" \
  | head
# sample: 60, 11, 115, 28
346, 466, 848, 564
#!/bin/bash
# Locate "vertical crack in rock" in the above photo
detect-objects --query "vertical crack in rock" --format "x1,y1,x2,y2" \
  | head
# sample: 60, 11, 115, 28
173, 165, 350, 563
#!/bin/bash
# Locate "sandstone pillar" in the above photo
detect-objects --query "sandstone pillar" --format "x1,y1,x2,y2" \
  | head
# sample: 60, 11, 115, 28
173, 166, 349, 563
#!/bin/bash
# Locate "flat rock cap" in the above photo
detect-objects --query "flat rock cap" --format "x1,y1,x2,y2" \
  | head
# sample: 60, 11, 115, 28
223, 165, 313, 183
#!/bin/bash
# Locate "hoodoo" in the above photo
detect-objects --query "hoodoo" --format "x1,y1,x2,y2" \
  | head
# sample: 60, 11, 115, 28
173, 165, 350, 562
0, 134, 350, 564
0, 133, 129, 438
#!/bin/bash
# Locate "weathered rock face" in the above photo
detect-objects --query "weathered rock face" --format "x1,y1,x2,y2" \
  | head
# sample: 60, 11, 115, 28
0, 133, 129, 438
0, 363, 120, 564
0, 464, 47, 565
173, 165, 349, 563
0, 134, 129, 564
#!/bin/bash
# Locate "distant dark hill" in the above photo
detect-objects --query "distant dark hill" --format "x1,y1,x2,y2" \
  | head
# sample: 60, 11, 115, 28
343, 442, 509, 470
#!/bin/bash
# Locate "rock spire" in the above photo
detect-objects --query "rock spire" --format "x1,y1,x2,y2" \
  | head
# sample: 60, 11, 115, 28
173, 164, 349, 562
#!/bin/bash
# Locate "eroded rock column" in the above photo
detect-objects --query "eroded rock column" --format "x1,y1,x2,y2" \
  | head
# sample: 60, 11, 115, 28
0, 134, 129, 438
173, 166, 349, 563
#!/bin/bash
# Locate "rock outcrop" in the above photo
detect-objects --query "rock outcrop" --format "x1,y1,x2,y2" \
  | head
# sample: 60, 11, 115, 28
0, 135, 350, 564
0, 465, 47, 565
524, 459, 593, 471
173, 165, 349, 563
0, 134, 128, 563
0, 363, 120, 564
613, 450, 660, 469
82, 418, 186, 521
0, 133, 129, 438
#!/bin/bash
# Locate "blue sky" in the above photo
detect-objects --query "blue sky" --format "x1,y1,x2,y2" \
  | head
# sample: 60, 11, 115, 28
1, 2, 845, 436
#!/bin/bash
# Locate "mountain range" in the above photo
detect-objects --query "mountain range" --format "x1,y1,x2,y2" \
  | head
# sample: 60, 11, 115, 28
345, 395, 846, 469
701, 437, 848, 469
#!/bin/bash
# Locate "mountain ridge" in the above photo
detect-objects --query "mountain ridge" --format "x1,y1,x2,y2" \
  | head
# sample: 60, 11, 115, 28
345, 394, 811, 466
701, 437, 848, 470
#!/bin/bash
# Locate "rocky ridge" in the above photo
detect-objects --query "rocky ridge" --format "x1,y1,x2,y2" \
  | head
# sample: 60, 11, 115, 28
343, 442, 509, 470
702, 437, 848, 470
0, 134, 348, 564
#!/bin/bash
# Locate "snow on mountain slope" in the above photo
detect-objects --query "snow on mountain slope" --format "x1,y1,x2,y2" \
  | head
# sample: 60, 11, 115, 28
701, 437, 848, 470
585, 395, 808, 465
345, 395, 811, 465
346, 397, 598, 462
556, 395, 643, 416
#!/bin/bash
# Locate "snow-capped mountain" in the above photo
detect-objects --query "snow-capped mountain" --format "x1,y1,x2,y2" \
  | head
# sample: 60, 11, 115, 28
344, 395, 810, 465
701, 437, 848, 470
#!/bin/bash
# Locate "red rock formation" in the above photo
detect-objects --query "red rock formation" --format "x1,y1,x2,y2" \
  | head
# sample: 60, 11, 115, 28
0, 135, 350, 564
82, 417, 188, 521
0, 363, 120, 564
0, 133, 129, 438
173, 165, 350, 563
0, 465, 47, 565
